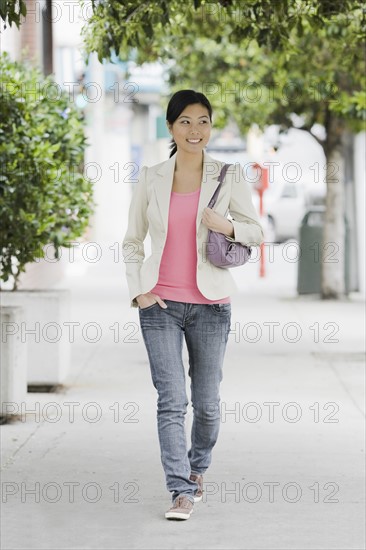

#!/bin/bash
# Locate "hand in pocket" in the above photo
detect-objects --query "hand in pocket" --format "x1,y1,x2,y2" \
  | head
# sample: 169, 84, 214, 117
136, 292, 167, 309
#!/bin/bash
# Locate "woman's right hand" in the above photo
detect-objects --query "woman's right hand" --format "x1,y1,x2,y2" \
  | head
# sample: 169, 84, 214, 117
136, 292, 167, 309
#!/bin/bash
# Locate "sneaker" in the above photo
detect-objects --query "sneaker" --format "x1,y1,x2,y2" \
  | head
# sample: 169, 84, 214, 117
165, 495, 194, 520
190, 473, 203, 502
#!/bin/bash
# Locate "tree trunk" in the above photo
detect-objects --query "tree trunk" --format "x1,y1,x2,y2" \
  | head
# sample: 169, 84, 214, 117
321, 114, 346, 299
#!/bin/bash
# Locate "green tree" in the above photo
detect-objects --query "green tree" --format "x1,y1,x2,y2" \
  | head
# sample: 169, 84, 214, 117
164, 26, 365, 298
82, 0, 365, 299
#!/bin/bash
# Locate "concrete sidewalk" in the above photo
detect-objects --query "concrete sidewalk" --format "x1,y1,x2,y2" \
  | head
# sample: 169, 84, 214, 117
1, 245, 365, 550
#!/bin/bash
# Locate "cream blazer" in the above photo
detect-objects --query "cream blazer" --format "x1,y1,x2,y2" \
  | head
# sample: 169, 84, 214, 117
122, 150, 264, 308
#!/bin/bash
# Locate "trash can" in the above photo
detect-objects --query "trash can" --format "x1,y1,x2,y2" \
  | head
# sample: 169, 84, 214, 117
297, 206, 350, 295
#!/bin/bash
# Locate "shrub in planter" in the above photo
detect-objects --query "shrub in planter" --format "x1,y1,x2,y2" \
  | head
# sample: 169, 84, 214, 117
0, 53, 95, 395
0, 52, 95, 289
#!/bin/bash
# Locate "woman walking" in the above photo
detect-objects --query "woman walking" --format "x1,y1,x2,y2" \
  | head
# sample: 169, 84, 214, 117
122, 90, 264, 520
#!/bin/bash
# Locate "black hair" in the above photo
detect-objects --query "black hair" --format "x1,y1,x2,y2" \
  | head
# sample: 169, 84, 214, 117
166, 90, 213, 158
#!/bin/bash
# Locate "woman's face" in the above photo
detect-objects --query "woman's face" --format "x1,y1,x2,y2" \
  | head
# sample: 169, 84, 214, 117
167, 103, 212, 155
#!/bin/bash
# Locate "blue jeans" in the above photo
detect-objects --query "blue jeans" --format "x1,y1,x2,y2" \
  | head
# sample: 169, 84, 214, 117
138, 299, 231, 502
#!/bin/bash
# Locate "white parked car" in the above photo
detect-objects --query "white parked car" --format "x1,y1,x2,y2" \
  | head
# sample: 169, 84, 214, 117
253, 182, 312, 243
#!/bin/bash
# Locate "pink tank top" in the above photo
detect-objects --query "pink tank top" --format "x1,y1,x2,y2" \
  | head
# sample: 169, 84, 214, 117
150, 188, 230, 304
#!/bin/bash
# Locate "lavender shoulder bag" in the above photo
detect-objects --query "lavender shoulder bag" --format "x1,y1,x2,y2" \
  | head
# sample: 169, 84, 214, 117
206, 164, 252, 268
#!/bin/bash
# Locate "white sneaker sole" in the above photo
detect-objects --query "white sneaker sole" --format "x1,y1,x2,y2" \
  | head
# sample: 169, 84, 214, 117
193, 494, 202, 503
165, 508, 193, 520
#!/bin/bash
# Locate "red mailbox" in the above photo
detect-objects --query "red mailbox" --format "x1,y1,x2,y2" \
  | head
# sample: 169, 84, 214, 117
253, 163, 269, 215
253, 163, 269, 277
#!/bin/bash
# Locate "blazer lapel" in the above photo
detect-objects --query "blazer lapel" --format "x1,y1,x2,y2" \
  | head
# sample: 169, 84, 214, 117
154, 154, 176, 232
153, 150, 224, 234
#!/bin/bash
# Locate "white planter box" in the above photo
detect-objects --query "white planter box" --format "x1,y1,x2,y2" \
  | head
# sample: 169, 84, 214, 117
0, 290, 71, 386
1, 306, 27, 419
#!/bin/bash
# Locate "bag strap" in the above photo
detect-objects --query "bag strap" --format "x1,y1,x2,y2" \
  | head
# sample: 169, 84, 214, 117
207, 164, 232, 209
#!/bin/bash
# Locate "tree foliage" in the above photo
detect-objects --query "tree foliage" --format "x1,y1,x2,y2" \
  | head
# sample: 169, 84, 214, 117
3, 0, 364, 145
0, 53, 95, 289
82, 0, 365, 150
82, 0, 366, 63
0, 0, 27, 29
